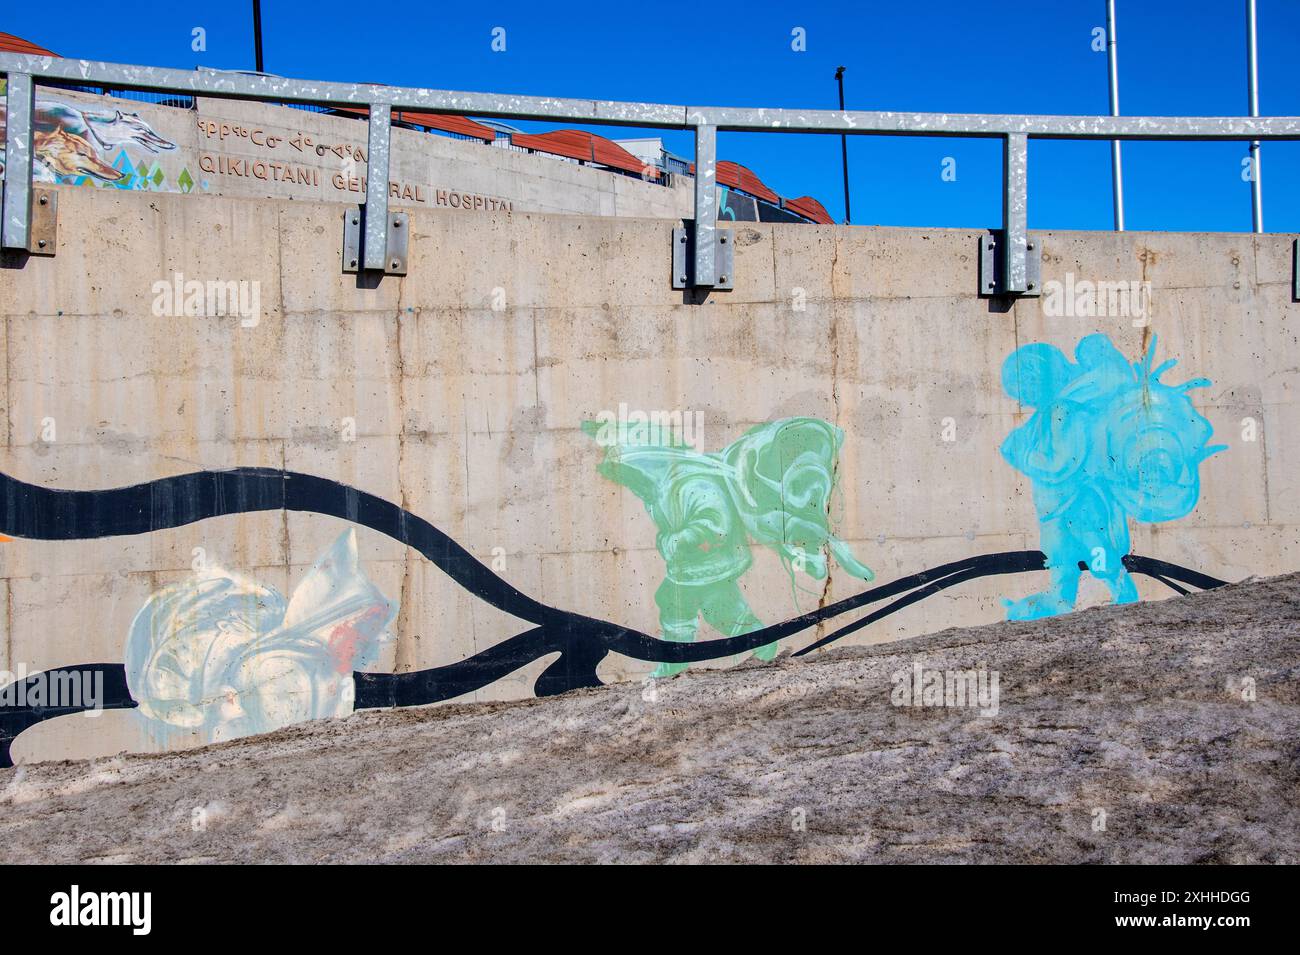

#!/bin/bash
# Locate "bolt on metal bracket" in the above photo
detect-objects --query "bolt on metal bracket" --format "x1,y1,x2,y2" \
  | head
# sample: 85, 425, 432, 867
671, 225, 734, 291
978, 230, 1041, 297
343, 206, 408, 275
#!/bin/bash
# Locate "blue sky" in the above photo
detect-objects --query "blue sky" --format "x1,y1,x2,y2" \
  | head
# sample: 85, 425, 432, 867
6, 0, 1299, 231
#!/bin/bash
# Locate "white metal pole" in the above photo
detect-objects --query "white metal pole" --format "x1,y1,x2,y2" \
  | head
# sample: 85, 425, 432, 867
1107, 0, 1125, 231
1247, 0, 1263, 233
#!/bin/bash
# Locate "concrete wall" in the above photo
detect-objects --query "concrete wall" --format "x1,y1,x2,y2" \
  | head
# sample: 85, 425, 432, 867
191, 96, 693, 219
1, 183, 1296, 762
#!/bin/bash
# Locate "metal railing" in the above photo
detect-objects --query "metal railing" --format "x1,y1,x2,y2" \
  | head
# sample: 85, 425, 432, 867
4, 52, 1300, 290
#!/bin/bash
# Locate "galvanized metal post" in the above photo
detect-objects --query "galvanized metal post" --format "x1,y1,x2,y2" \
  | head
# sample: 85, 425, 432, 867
1002, 133, 1029, 293
1247, 0, 1263, 233
693, 123, 718, 287
1, 72, 35, 251
363, 103, 392, 272
1107, 0, 1125, 231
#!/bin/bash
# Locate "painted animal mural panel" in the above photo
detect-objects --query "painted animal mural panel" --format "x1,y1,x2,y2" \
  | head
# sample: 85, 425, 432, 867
0, 336, 1232, 765
0, 88, 189, 191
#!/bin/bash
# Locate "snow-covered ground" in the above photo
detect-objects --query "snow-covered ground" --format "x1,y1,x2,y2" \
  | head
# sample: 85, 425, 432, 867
3, 573, 1298, 864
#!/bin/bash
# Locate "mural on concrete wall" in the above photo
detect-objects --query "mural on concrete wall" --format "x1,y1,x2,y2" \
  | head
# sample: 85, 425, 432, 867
0, 94, 193, 192
126, 529, 395, 746
1000, 334, 1225, 620
0, 337, 1233, 765
582, 417, 874, 677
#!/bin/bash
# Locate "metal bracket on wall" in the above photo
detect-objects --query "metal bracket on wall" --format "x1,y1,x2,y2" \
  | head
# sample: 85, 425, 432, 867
978, 230, 1041, 298
342, 206, 408, 275
671, 225, 734, 291
26, 188, 57, 256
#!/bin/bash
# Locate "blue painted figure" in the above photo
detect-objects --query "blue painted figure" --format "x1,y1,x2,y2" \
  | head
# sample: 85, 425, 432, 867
1000, 334, 1225, 620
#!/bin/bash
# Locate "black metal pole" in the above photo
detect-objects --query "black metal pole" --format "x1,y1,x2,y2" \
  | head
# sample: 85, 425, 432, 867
835, 66, 851, 224
252, 0, 265, 73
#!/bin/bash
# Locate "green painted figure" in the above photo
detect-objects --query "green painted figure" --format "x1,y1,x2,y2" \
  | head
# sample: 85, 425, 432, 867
583, 416, 874, 677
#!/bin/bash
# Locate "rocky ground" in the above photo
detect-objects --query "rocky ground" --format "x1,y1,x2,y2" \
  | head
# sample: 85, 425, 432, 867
2, 573, 1298, 863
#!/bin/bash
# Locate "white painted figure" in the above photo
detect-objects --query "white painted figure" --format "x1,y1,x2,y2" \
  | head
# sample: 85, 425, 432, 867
125, 529, 395, 745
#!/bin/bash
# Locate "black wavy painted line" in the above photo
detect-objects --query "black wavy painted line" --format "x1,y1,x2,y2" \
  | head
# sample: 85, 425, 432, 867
0, 465, 646, 687
0, 468, 1231, 766
794, 553, 1046, 656
790, 553, 1224, 656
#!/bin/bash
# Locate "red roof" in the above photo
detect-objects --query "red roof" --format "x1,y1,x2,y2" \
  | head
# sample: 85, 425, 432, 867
784, 195, 834, 225
509, 129, 658, 179
396, 110, 495, 142
0, 32, 57, 56
332, 105, 496, 143
717, 161, 778, 204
